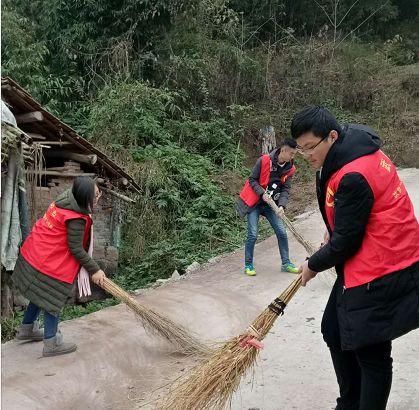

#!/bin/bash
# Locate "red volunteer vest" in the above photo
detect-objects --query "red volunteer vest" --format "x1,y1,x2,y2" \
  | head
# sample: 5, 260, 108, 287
20, 202, 92, 284
240, 155, 296, 207
325, 150, 419, 288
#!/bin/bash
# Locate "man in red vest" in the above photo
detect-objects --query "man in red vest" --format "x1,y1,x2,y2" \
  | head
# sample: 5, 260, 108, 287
291, 106, 419, 410
236, 138, 299, 276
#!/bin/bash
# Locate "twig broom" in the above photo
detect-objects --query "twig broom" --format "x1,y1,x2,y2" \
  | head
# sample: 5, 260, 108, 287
159, 275, 301, 410
159, 198, 334, 409
100, 278, 210, 356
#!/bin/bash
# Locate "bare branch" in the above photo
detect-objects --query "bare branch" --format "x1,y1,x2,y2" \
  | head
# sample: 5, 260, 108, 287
271, 19, 304, 47
337, 0, 361, 28
336, 0, 390, 48
312, 0, 334, 26
241, 17, 274, 47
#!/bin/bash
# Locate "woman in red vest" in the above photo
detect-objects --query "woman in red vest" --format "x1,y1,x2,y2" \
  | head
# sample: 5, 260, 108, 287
13, 176, 106, 357
291, 106, 419, 410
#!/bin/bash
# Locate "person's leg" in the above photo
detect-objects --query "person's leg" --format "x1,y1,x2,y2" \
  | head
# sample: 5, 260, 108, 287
355, 341, 393, 410
330, 347, 361, 410
244, 206, 261, 273
43, 311, 60, 340
262, 206, 298, 272
43, 310, 77, 357
22, 302, 41, 324
322, 277, 360, 409
16, 302, 43, 341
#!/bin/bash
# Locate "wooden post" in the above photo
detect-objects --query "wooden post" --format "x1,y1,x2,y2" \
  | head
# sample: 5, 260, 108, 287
111, 196, 122, 248
117, 177, 129, 186
37, 141, 73, 146
1, 270, 13, 317
25, 170, 96, 177
42, 149, 97, 164
100, 187, 136, 203
15, 111, 44, 124
27, 133, 46, 140
1, 84, 12, 91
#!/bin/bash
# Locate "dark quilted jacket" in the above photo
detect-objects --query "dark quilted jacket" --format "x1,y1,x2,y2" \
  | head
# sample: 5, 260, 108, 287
12, 190, 100, 314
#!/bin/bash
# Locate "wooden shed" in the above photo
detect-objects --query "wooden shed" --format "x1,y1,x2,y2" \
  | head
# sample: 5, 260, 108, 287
1, 77, 139, 315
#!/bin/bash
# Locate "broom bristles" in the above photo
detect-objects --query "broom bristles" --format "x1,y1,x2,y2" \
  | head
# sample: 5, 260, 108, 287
160, 200, 330, 408
160, 201, 332, 408
101, 278, 210, 356
159, 276, 302, 410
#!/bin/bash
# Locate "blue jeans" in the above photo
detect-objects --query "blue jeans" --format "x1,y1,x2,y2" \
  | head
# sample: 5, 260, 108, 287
22, 302, 60, 339
245, 203, 290, 266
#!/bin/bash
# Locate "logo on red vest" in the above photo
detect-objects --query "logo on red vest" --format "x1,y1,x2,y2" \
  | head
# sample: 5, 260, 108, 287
380, 158, 391, 172
326, 186, 335, 207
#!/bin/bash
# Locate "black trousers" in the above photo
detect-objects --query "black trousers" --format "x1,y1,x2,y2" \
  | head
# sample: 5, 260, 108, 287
322, 277, 394, 410
330, 341, 393, 410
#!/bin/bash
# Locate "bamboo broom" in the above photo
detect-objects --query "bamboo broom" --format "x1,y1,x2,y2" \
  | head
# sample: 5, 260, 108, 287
100, 278, 210, 356
159, 275, 302, 410
159, 198, 334, 409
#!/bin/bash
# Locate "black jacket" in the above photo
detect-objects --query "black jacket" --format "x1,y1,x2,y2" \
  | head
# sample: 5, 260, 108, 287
236, 148, 294, 218
308, 124, 380, 274
308, 124, 419, 350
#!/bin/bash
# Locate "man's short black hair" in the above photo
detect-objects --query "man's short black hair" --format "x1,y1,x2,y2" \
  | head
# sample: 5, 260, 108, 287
291, 106, 342, 140
72, 176, 96, 211
279, 137, 297, 149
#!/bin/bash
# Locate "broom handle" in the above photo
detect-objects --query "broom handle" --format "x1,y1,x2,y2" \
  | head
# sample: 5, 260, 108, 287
265, 196, 336, 278
100, 277, 141, 311
263, 196, 337, 312
265, 196, 316, 255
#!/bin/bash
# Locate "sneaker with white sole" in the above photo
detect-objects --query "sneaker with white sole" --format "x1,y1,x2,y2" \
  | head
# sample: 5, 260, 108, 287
245, 264, 256, 276
281, 262, 300, 274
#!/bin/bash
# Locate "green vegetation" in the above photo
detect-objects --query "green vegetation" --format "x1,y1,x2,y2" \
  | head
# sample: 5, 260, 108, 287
2, 0, 418, 308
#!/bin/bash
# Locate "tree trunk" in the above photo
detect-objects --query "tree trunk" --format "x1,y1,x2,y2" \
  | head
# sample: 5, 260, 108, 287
259, 125, 276, 154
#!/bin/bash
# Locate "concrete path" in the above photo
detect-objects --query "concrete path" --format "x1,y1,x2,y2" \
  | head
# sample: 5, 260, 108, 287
2, 169, 418, 410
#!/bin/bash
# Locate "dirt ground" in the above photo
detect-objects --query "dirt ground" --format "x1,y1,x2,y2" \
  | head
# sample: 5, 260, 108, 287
2, 168, 418, 410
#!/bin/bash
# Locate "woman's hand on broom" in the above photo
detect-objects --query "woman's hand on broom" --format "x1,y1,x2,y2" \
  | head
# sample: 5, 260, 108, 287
92, 269, 106, 287
299, 260, 317, 286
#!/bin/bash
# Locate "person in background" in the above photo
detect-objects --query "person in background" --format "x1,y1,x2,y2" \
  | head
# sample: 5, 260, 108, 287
236, 138, 299, 276
13, 176, 107, 357
291, 105, 419, 410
